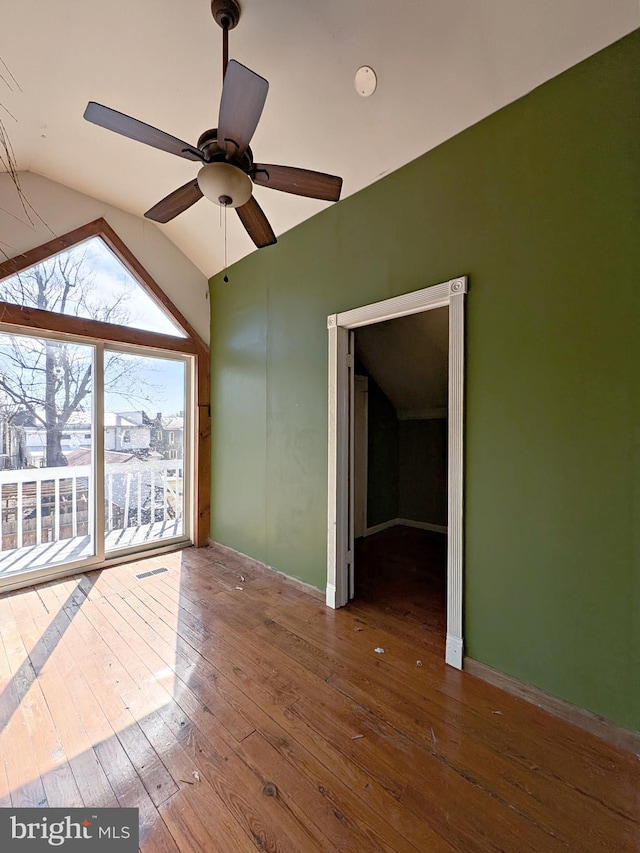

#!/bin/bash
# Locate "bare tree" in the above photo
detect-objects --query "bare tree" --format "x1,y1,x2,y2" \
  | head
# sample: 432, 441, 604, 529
0, 247, 158, 467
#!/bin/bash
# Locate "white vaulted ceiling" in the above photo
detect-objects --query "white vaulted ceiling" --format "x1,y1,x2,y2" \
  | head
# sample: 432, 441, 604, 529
1, 0, 637, 277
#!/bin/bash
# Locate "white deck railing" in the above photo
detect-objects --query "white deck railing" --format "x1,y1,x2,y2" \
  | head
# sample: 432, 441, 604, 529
0, 460, 184, 552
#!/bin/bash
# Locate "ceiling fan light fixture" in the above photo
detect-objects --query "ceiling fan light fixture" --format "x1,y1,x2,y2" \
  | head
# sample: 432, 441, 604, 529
197, 162, 252, 207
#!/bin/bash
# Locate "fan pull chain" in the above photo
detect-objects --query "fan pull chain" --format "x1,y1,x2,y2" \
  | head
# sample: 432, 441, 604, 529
223, 203, 229, 283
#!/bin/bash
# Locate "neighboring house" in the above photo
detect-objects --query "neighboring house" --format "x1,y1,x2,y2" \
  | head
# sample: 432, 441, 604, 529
104, 411, 152, 454
22, 409, 93, 466
150, 412, 184, 461
21, 410, 154, 465
0, 413, 27, 470
0, 385, 27, 469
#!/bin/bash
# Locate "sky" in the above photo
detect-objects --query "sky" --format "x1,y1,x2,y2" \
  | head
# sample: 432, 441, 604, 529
104, 353, 186, 417
73, 237, 186, 337
0, 234, 185, 337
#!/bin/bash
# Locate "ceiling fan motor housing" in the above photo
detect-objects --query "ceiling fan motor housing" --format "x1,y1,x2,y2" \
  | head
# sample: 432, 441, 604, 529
196, 128, 253, 171
211, 0, 241, 29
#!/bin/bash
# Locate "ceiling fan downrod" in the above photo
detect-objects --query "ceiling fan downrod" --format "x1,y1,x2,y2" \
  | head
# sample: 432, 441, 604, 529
211, 0, 241, 78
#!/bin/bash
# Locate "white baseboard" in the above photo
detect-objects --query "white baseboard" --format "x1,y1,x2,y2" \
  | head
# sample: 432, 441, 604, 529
364, 517, 448, 537
363, 519, 397, 537
446, 634, 464, 669
325, 582, 337, 609
398, 518, 448, 535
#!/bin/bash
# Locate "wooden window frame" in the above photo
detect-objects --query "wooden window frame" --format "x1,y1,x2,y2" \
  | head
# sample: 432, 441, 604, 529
0, 217, 210, 546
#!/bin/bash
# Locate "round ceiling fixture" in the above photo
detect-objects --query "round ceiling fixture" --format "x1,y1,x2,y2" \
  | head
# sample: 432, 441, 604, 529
197, 162, 252, 207
355, 66, 377, 97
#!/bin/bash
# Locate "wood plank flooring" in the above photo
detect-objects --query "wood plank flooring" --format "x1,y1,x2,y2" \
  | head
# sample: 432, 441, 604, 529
0, 530, 638, 852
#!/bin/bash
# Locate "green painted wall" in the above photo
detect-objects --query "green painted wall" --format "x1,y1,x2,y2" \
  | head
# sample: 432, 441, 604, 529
398, 419, 448, 527
366, 377, 399, 528
210, 31, 640, 729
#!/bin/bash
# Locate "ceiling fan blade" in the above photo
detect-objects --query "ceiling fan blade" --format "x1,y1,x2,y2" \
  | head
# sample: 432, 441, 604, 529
144, 180, 203, 223
218, 60, 269, 158
251, 164, 343, 202
84, 102, 203, 162
236, 195, 277, 248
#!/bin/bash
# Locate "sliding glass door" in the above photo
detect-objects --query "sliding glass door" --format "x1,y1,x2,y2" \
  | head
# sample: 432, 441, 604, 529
0, 332, 97, 580
103, 349, 188, 555
0, 330, 191, 587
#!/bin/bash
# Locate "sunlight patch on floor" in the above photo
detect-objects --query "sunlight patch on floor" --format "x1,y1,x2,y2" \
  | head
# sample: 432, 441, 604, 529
0, 552, 185, 803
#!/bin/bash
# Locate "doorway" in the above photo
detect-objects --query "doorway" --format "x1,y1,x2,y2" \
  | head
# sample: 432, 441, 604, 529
351, 308, 449, 637
326, 276, 467, 668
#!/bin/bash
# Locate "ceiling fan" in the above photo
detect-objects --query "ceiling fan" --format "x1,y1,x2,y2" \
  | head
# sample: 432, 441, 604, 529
83, 0, 343, 249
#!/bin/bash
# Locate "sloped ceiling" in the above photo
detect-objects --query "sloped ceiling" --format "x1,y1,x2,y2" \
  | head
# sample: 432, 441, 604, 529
355, 308, 449, 418
1, 1, 637, 277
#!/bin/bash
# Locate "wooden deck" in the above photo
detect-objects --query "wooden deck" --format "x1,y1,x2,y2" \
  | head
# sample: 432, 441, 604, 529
0, 532, 638, 851
0, 519, 184, 579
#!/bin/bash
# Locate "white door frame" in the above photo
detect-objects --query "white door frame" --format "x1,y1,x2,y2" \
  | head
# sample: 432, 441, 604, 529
326, 275, 467, 668
352, 374, 369, 540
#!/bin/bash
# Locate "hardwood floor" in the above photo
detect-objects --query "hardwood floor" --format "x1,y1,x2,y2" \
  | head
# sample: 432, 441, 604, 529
354, 526, 447, 648
0, 536, 638, 851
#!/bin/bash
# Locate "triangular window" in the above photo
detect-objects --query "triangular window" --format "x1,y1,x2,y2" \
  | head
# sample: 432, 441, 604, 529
0, 235, 185, 337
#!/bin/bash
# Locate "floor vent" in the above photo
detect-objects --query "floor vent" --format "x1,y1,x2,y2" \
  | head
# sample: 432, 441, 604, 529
135, 567, 169, 580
